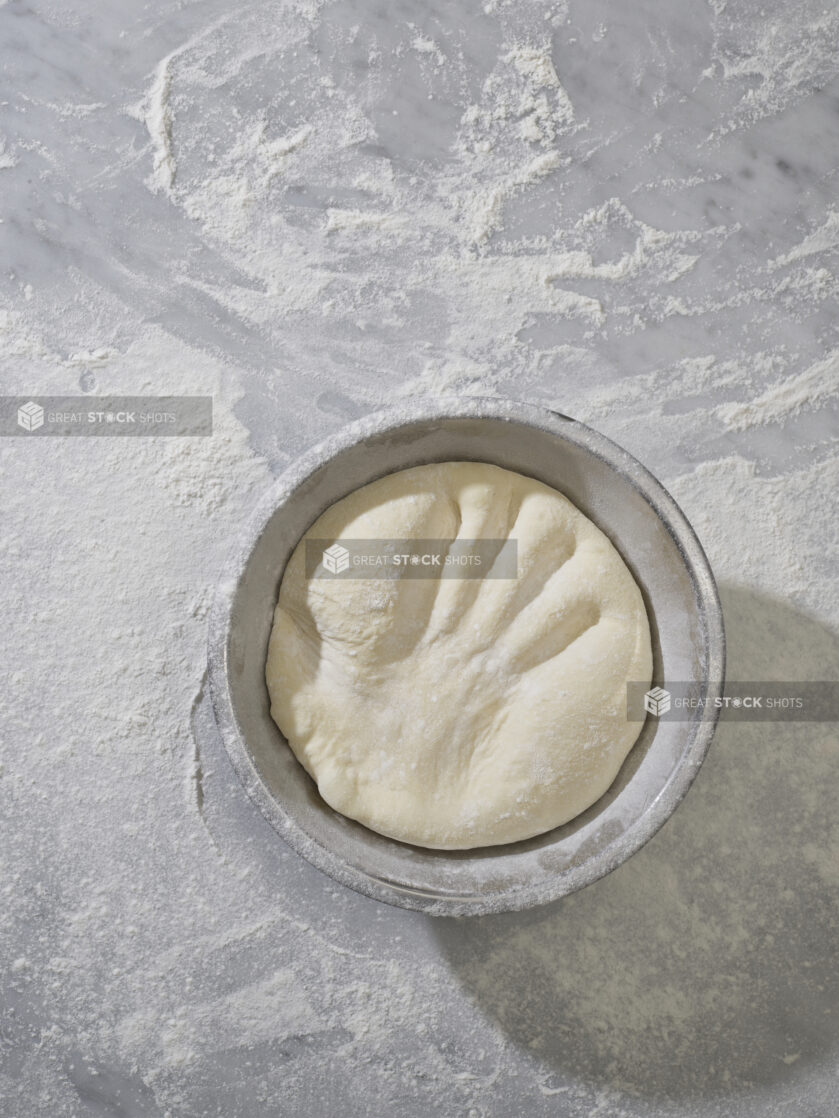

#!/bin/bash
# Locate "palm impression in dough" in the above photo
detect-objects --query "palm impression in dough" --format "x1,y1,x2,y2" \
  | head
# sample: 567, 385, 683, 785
266, 461, 652, 849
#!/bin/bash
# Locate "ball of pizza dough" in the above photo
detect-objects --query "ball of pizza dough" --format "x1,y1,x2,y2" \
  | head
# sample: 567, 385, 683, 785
266, 461, 652, 849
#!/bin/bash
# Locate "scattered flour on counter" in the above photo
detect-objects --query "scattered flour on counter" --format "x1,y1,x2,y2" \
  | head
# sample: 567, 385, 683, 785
705, 5, 839, 136
0, 320, 284, 1111
0, 312, 525, 1118
121, 4, 729, 400
669, 453, 839, 615
717, 351, 839, 432
130, 12, 237, 196
140, 56, 176, 194
325, 207, 409, 235
0, 138, 16, 169
410, 32, 446, 68
769, 209, 839, 269
463, 149, 566, 246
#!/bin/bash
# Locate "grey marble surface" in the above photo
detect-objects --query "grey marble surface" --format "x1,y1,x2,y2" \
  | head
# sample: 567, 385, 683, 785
1, 0, 838, 1115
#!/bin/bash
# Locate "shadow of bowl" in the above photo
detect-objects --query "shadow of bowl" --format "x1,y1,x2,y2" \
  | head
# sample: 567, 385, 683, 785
429, 585, 839, 1101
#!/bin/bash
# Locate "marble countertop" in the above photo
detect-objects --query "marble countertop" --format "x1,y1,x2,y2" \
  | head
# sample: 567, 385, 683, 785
1, 1, 837, 1115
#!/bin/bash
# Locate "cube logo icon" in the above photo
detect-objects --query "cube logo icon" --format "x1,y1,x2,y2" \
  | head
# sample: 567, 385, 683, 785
322, 543, 350, 574
644, 686, 671, 716
18, 401, 44, 432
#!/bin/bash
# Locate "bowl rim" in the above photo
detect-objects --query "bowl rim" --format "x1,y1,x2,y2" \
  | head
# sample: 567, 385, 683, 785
207, 396, 726, 915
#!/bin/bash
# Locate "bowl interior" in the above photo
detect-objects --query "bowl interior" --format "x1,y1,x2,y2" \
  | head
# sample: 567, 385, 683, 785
212, 403, 723, 914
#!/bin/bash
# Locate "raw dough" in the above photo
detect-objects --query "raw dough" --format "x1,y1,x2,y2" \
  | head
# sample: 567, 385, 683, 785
266, 461, 652, 849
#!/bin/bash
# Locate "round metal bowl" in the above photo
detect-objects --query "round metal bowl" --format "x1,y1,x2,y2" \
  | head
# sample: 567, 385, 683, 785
208, 397, 725, 916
